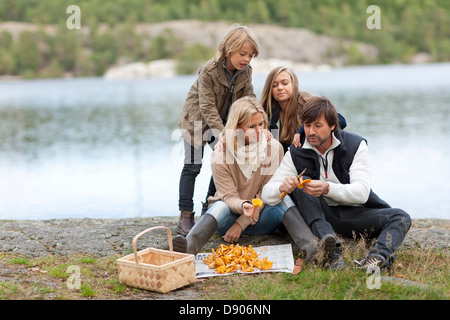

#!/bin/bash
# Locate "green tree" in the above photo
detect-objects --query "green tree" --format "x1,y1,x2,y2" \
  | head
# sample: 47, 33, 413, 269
0, 50, 16, 75
0, 31, 16, 75
147, 31, 182, 61
346, 42, 364, 65
198, 0, 222, 21
114, 22, 142, 62
247, 0, 271, 24
175, 43, 215, 74
0, 30, 13, 48
90, 30, 118, 75
39, 57, 64, 78
15, 30, 42, 76
54, 25, 82, 72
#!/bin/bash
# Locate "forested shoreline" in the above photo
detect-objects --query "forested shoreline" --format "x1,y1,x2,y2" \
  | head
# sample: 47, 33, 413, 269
0, 0, 449, 78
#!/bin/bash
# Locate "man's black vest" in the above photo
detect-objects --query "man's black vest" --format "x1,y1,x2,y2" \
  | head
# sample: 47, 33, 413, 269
289, 129, 390, 208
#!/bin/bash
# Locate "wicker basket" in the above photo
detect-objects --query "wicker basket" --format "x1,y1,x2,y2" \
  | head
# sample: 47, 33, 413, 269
117, 226, 196, 293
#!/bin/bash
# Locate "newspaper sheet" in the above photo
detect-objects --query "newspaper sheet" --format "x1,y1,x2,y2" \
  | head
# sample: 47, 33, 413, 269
195, 243, 295, 278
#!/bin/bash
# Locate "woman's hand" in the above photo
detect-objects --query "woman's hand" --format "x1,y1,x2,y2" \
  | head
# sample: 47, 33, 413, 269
242, 202, 260, 220
223, 222, 243, 243
292, 133, 302, 148
214, 135, 226, 152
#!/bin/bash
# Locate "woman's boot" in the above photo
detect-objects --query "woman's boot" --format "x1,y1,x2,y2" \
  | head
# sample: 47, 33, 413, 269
173, 213, 218, 255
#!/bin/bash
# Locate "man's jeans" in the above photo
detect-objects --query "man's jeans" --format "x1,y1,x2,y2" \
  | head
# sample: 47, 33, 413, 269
292, 188, 411, 260
206, 196, 295, 236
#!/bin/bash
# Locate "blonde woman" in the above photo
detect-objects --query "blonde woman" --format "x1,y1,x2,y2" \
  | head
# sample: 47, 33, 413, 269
177, 24, 260, 235
260, 66, 347, 153
173, 96, 317, 260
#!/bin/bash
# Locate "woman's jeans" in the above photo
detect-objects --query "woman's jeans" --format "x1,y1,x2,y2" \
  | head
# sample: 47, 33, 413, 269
206, 196, 295, 236
179, 139, 216, 212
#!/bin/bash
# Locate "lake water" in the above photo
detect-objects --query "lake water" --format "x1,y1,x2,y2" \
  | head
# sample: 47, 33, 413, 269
0, 63, 449, 220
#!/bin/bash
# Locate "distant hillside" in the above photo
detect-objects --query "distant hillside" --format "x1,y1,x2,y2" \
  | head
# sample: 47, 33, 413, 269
1, 0, 448, 74
0, 19, 382, 79
136, 20, 379, 66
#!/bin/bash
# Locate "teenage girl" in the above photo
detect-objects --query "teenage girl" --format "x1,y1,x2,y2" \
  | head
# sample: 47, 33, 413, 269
260, 66, 347, 153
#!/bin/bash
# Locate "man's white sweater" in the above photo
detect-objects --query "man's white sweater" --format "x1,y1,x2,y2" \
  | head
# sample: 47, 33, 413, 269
261, 132, 372, 207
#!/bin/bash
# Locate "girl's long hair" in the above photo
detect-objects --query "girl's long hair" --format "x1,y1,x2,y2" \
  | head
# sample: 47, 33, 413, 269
260, 66, 311, 144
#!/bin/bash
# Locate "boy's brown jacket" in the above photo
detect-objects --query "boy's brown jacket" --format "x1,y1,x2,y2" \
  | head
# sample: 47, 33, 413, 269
178, 57, 255, 148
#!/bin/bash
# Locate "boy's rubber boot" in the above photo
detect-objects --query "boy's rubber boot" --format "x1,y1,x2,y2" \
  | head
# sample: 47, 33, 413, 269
172, 213, 218, 255
282, 206, 318, 263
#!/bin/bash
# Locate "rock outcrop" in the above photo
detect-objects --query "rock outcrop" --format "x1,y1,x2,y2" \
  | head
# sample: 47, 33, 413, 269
104, 20, 378, 79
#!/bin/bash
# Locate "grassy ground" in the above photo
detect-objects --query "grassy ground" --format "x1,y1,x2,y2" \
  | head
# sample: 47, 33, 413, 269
0, 240, 448, 300
204, 239, 449, 300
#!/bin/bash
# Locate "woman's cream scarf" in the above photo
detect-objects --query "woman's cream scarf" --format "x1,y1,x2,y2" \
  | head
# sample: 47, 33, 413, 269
231, 134, 268, 180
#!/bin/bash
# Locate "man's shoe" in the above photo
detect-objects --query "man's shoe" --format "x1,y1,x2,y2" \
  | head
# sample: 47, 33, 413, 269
353, 253, 389, 271
324, 246, 345, 270
317, 234, 345, 270
318, 234, 336, 258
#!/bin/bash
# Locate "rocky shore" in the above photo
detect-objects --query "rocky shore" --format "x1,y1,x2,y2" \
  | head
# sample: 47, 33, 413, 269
0, 217, 448, 258
0, 217, 447, 300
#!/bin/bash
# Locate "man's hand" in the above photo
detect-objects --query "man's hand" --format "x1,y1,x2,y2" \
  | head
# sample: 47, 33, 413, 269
302, 180, 330, 197
279, 176, 300, 195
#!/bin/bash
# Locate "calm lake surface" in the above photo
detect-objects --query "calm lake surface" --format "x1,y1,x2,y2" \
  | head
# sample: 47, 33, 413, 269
0, 63, 449, 220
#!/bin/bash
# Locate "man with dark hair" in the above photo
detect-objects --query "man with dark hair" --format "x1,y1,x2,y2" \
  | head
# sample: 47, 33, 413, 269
262, 96, 411, 270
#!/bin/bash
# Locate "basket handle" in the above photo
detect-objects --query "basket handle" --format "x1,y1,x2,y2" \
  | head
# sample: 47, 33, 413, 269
132, 226, 173, 264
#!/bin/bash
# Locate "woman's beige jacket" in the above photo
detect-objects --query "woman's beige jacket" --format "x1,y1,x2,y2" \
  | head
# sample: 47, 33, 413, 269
208, 139, 284, 231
